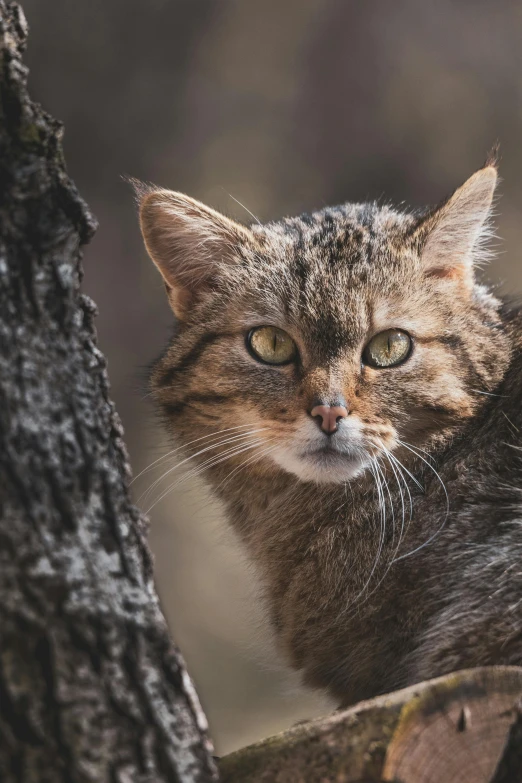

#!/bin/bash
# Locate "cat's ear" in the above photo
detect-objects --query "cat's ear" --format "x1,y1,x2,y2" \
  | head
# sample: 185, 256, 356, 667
416, 164, 497, 287
136, 185, 257, 319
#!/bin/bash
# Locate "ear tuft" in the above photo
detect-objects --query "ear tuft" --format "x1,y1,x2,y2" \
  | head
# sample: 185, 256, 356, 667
418, 165, 498, 286
134, 184, 256, 319
124, 175, 156, 206
483, 142, 500, 171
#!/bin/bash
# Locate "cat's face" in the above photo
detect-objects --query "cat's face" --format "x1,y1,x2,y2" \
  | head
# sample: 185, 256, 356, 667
138, 166, 509, 485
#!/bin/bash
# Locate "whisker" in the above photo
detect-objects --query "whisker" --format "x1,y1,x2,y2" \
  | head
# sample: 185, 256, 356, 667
355, 437, 425, 607
469, 388, 506, 398
397, 442, 436, 463
385, 449, 414, 521
217, 443, 278, 492
223, 190, 262, 225
501, 410, 519, 432
180, 439, 264, 486
345, 456, 386, 611
138, 429, 268, 503
180, 439, 274, 495
388, 448, 425, 493
375, 455, 395, 549
131, 424, 264, 484
381, 447, 407, 561
141, 436, 263, 510
360, 447, 414, 603
393, 439, 450, 563
144, 439, 264, 514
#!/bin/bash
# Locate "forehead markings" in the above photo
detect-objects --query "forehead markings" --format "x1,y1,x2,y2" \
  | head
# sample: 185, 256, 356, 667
371, 298, 480, 379
415, 334, 464, 349
370, 298, 440, 339
292, 228, 312, 310
369, 298, 473, 372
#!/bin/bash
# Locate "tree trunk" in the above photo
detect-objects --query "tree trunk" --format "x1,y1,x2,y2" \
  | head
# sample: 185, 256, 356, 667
0, 3, 217, 781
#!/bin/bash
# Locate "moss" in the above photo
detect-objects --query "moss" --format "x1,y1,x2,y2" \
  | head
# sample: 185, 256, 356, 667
220, 668, 522, 782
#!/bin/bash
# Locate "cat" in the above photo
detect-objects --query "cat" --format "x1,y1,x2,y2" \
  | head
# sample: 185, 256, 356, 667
135, 155, 522, 708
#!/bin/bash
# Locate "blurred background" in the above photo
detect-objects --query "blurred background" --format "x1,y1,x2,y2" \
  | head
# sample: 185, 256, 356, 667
22, 0, 522, 755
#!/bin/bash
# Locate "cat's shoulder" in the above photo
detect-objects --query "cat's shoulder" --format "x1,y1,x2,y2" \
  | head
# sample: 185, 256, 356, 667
490, 300, 522, 424
499, 298, 522, 344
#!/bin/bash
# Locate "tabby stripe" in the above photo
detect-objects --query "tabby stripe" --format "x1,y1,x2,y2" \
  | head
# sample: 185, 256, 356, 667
164, 393, 232, 417
422, 404, 460, 417
159, 332, 222, 387
415, 334, 463, 349
448, 338, 487, 386
293, 245, 309, 306
417, 333, 485, 386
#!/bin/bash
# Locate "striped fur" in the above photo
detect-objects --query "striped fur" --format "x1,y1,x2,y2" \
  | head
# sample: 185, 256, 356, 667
137, 162, 522, 706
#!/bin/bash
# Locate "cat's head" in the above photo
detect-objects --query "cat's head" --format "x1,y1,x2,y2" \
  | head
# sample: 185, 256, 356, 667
137, 163, 510, 485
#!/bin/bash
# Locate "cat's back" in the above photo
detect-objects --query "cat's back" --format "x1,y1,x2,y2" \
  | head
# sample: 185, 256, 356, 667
444, 302, 522, 518
473, 302, 522, 449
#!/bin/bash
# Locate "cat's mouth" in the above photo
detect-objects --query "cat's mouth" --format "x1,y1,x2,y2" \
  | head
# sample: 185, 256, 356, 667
299, 445, 369, 482
268, 416, 375, 483
311, 443, 346, 456
270, 439, 370, 484
305, 443, 366, 466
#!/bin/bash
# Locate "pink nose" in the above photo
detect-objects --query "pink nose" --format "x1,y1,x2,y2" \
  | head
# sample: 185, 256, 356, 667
310, 404, 349, 434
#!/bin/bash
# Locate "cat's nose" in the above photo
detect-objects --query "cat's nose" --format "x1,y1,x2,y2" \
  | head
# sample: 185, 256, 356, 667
310, 402, 349, 434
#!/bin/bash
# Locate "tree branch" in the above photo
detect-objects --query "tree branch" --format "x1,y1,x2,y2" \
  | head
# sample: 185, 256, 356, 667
219, 667, 522, 783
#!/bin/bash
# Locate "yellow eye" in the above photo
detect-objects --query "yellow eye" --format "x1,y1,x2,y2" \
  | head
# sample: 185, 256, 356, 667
247, 326, 297, 365
363, 329, 412, 368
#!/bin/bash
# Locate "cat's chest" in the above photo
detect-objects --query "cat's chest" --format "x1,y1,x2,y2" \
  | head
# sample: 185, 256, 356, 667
224, 474, 454, 625
227, 482, 396, 583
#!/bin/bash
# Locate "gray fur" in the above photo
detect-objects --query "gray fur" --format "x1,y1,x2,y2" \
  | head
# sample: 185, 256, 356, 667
138, 163, 522, 706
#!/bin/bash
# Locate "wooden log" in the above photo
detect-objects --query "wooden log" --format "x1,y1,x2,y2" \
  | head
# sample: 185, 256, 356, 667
219, 666, 522, 783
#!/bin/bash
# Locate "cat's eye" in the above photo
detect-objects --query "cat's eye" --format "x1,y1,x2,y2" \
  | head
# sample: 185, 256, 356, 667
247, 326, 297, 365
363, 329, 412, 368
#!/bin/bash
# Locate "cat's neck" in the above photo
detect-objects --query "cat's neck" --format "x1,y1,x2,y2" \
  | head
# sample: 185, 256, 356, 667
209, 443, 441, 566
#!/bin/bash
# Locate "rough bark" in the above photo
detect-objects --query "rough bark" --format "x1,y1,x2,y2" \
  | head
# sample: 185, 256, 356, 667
219, 666, 522, 783
0, 3, 217, 781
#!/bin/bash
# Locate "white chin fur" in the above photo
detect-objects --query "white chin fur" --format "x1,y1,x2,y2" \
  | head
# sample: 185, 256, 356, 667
270, 447, 369, 484
269, 416, 371, 484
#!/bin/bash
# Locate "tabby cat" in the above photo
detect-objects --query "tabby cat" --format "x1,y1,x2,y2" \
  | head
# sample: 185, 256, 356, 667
136, 158, 522, 707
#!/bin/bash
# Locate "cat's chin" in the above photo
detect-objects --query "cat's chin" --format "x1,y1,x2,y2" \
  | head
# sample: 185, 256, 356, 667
270, 446, 369, 485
